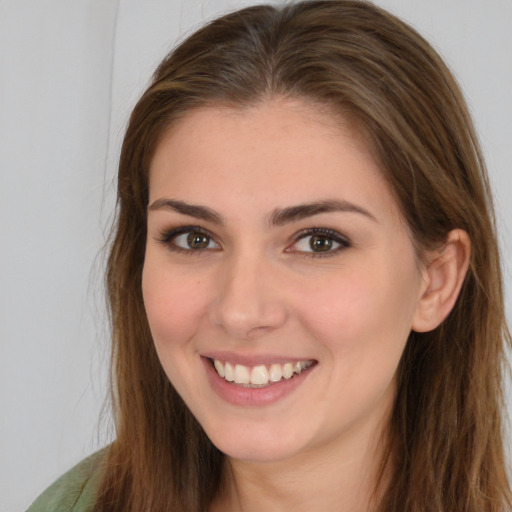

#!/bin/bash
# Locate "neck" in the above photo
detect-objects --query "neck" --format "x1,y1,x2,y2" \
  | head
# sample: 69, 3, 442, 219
211, 420, 392, 512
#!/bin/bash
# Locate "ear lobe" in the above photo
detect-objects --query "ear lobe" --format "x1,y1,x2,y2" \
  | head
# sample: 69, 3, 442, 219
412, 229, 471, 333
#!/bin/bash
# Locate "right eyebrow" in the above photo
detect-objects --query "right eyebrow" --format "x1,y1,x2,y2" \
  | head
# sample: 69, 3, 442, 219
147, 198, 224, 225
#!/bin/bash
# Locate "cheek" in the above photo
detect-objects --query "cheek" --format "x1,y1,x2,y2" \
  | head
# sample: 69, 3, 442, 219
141, 262, 217, 406
296, 263, 419, 429
141, 262, 210, 351
298, 260, 419, 361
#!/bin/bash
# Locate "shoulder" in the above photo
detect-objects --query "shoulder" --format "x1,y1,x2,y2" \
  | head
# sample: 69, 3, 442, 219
26, 449, 106, 512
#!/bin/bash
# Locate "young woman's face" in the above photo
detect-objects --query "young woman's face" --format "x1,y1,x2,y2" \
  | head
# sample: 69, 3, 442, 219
143, 99, 428, 464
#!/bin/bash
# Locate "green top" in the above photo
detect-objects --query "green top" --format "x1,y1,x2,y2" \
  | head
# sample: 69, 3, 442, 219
26, 450, 105, 512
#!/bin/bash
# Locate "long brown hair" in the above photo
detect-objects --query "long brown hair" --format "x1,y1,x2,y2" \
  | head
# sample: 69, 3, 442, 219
95, 1, 511, 510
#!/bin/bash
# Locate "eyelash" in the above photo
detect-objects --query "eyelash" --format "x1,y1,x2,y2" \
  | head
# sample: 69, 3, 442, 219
156, 225, 219, 255
155, 225, 351, 258
287, 227, 351, 258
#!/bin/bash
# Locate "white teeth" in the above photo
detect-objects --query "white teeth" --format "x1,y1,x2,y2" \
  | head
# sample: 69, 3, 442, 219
212, 359, 314, 387
214, 359, 225, 378
224, 362, 235, 382
234, 364, 250, 384
251, 365, 269, 385
282, 363, 293, 379
269, 364, 283, 382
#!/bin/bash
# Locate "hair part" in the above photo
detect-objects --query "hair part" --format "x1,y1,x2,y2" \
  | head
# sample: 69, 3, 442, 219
95, 1, 511, 510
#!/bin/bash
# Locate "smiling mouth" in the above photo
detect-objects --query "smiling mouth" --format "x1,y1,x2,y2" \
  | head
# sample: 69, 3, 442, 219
209, 358, 316, 388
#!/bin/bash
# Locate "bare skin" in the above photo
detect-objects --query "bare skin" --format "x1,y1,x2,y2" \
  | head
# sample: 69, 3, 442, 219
144, 98, 470, 512
210, 412, 390, 512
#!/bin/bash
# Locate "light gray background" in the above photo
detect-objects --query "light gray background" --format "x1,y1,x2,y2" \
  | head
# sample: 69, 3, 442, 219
1, 1, 510, 510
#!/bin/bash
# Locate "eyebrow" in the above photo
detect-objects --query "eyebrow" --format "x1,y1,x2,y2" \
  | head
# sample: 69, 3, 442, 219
269, 199, 377, 226
148, 198, 223, 224
148, 198, 377, 226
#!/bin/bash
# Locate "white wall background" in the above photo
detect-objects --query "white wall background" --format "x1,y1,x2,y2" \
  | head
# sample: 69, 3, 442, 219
1, 1, 510, 510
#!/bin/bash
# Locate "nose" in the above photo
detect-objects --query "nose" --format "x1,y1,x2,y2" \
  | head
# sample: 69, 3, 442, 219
208, 251, 288, 340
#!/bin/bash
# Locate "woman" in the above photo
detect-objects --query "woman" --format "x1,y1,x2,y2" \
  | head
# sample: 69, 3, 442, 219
28, 1, 511, 511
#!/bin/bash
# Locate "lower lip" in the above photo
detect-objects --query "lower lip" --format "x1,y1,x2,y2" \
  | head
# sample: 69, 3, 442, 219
202, 357, 315, 407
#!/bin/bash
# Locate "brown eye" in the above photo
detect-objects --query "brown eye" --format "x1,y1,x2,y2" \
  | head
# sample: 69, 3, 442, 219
186, 232, 211, 249
288, 228, 350, 257
309, 235, 334, 252
158, 227, 220, 252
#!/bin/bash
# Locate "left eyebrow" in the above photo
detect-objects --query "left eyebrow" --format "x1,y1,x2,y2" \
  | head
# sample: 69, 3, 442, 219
269, 199, 377, 226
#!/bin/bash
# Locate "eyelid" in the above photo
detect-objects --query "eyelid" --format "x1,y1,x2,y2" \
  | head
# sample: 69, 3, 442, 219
286, 227, 351, 257
155, 225, 220, 252
155, 224, 350, 257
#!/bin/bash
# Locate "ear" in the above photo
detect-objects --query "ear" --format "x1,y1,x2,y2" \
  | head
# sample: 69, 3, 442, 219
412, 229, 471, 333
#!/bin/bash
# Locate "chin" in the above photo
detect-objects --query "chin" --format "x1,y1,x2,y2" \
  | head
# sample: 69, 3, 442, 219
205, 421, 310, 463
218, 441, 299, 464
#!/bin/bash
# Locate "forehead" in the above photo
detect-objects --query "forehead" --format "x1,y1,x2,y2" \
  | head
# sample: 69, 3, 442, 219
148, 99, 402, 225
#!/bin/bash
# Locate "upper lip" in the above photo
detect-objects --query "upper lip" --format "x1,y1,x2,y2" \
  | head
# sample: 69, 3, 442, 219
202, 351, 317, 367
